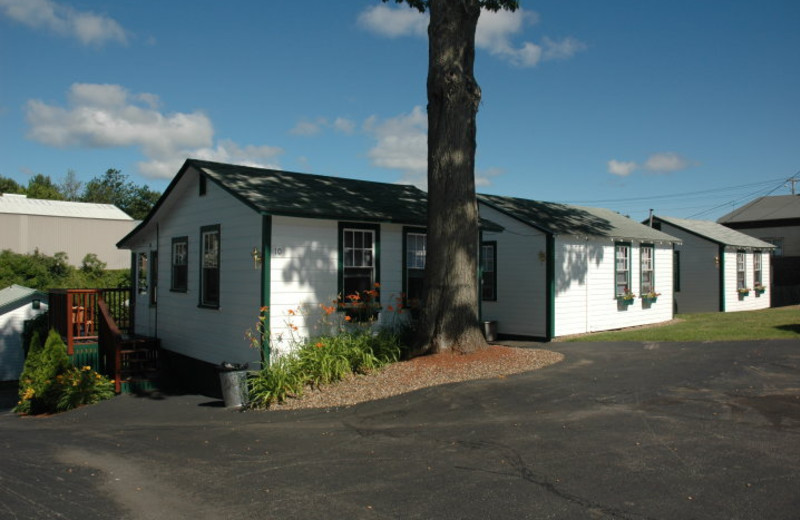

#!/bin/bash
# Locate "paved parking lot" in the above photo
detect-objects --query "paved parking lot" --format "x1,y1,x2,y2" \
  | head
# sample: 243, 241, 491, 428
1, 339, 799, 519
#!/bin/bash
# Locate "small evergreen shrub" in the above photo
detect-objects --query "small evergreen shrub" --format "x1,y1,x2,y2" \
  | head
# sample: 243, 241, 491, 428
14, 329, 115, 415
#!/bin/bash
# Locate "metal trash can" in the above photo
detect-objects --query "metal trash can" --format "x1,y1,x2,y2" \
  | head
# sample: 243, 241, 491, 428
218, 362, 249, 409
482, 320, 498, 342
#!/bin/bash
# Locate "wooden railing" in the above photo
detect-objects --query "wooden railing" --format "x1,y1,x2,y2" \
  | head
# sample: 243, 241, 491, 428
97, 297, 124, 393
49, 288, 132, 354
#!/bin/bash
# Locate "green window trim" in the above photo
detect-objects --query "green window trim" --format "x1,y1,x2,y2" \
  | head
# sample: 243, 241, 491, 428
736, 250, 747, 291
480, 241, 497, 302
337, 222, 381, 304
640, 243, 654, 296
170, 236, 188, 292
614, 242, 632, 297
753, 251, 763, 288
199, 224, 221, 309
402, 226, 426, 308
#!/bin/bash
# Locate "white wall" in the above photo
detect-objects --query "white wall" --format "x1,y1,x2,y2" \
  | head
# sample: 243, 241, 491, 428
268, 217, 407, 357
0, 301, 48, 381
127, 169, 262, 366
479, 204, 548, 338
723, 248, 772, 312
555, 240, 674, 337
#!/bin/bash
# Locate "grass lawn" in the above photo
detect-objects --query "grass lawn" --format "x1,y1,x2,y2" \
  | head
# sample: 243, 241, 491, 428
562, 306, 800, 342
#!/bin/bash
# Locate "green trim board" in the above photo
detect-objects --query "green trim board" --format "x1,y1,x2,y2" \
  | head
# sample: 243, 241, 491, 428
260, 215, 272, 367
718, 245, 726, 312
546, 234, 555, 341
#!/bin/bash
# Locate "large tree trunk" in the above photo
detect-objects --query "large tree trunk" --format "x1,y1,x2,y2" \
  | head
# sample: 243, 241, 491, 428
413, 0, 487, 355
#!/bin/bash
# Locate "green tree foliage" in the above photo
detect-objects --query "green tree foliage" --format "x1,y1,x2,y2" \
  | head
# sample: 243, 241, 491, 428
25, 174, 65, 200
82, 168, 159, 219
0, 250, 129, 291
0, 175, 24, 194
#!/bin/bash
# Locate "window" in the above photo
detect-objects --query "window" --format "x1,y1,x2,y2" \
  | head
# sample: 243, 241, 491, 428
137, 252, 148, 295
199, 174, 207, 196
753, 252, 762, 288
614, 243, 631, 296
339, 224, 379, 299
481, 242, 497, 301
405, 230, 426, 307
736, 251, 746, 290
673, 251, 680, 293
640, 244, 654, 295
171, 237, 188, 292
149, 250, 158, 306
200, 225, 220, 308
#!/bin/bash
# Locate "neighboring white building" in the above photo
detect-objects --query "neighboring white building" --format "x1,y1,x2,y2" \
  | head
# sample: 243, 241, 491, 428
0, 193, 137, 269
651, 216, 775, 313
477, 195, 682, 339
117, 159, 435, 384
0, 285, 48, 381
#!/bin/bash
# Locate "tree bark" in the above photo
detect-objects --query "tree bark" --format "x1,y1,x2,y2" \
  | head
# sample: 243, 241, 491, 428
413, 0, 487, 355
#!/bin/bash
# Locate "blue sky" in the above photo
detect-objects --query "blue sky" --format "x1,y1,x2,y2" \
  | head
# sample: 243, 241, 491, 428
1, 0, 798, 222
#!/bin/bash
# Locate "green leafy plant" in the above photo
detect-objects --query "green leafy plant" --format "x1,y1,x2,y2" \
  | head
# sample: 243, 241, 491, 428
15, 329, 114, 415
247, 290, 407, 409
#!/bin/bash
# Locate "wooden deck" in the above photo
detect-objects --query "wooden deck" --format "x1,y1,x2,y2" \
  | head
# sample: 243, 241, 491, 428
49, 288, 158, 393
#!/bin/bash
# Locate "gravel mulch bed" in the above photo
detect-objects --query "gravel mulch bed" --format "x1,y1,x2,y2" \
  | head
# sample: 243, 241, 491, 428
266, 345, 564, 411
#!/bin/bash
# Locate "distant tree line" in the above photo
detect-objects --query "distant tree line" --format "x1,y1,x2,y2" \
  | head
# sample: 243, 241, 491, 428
0, 249, 130, 292
0, 168, 160, 220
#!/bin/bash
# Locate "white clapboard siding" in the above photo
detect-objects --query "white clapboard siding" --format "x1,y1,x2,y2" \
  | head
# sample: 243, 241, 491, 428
723, 249, 771, 312
480, 204, 548, 338
131, 168, 262, 366
1, 301, 48, 381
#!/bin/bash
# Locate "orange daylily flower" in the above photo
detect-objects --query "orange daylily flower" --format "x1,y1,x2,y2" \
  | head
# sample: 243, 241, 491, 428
345, 315, 352, 322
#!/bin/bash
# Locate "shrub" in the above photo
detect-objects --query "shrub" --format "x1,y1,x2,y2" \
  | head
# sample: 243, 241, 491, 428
14, 329, 114, 415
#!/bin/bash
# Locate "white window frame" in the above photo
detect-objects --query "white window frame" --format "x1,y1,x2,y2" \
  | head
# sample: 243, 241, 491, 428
615, 243, 631, 297
640, 244, 654, 295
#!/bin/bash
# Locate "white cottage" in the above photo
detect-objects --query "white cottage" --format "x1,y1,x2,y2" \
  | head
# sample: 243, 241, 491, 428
0, 285, 48, 381
477, 195, 682, 339
651, 216, 774, 313
117, 159, 436, 385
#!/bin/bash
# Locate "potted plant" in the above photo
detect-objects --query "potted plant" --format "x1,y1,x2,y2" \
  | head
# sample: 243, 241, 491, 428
738, 287, 751, 297
754, 283, 765, 295
641, 290, 661, 303
617, 288, 636, 305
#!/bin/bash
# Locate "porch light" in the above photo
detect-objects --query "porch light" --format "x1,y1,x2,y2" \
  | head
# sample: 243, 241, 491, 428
251, 247, 263, 269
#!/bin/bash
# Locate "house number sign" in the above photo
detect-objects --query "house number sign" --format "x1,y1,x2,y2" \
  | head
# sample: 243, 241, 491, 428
273, 247, 284, 256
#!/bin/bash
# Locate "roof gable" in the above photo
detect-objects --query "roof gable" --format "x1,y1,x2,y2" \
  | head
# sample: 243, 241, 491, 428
0, 284, 47, 313
478, 194, 680, 243
718, 195, 800, 224
653, 216, 776, 249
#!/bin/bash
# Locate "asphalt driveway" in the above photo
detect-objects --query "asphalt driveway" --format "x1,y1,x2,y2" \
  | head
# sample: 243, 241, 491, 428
1, 339, 798, 519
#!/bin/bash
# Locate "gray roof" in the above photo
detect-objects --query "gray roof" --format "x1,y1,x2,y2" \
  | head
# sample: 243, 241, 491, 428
194, 160, 430, 225
717, 195, 800, 224
0, 193, 133, 220
0, 285, 47, 314
478, 194, 681, 243
119, 159, 502, 246
653, 216, 776, 249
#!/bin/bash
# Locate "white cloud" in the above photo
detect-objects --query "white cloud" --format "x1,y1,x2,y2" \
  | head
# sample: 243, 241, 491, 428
357, 5, 584, 68
608, 152, 696, 177
357, 4, 427, 38
643, 152, 693, 173
291, 116, 357, 136
290, 118, 326, 136
475, 167, 504, 187
26, 83, 283, 179
364, 106, 428, 187
608, 159, 638, 177
0, 0, 128, 46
